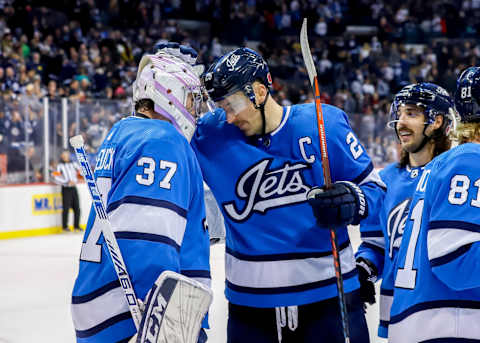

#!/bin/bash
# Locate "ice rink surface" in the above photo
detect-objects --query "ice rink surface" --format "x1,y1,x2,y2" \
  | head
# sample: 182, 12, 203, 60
0, 228, 386, 343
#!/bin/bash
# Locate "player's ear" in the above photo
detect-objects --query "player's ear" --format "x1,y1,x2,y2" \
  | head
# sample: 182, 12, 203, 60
253, 82, 267, 105
432, 114, 444, 130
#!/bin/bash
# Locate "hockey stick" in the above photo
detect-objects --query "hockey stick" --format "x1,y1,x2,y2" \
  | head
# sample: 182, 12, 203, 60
70, 135, 142, 329
300, 19, 351, 343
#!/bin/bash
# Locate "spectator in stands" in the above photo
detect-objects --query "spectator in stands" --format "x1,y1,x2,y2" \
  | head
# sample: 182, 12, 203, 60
86, 108, 108, 149
47, 79, 59, 99
4, 66, 19, 93
1, 0, 480, 183
7, 108, 24, 145
0, 108, 8, 154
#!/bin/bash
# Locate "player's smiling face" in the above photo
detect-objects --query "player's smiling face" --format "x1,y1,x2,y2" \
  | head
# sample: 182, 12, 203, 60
396, 104, 427, 152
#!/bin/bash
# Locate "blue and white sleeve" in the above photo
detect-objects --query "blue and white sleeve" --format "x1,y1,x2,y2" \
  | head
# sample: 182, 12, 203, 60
356, 168, 386, 274
427, 155, 480, 290
356, 233, 386, 276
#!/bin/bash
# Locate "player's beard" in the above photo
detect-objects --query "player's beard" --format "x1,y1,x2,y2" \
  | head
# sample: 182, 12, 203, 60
398, 127, 423, 153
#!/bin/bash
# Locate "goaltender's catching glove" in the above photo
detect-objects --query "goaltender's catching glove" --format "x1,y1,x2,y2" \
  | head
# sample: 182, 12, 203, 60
307, 181, 368, 228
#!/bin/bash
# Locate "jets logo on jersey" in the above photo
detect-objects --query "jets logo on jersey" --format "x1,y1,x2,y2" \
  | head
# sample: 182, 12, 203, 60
223, 159, 311, 222
387, 198, 411, 258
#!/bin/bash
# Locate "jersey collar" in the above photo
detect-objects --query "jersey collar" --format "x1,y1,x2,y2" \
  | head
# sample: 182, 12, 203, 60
406, 164, 425, 178
270, 106, 291, 136
133, 112, 150, 119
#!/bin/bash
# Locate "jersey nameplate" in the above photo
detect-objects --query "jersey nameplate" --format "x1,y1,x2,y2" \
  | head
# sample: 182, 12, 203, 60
95, 147, 115, 172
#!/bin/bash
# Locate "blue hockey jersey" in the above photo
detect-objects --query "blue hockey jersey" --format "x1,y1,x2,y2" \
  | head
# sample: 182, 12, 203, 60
389, 143, 480, 342
71, 116, 211, 343
191, 103, 385, 307
357, 163, 424, 338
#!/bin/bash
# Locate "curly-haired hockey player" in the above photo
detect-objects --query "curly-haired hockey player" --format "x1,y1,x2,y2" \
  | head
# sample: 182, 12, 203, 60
191, 47, 385, 343
70, 48, 211, 343
355, 83, 456, 338
388, 68, 480, 342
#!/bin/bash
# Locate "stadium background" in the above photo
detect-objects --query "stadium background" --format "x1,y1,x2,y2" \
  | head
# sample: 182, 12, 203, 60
2, 0, 478, 187
0, 0, 477, 341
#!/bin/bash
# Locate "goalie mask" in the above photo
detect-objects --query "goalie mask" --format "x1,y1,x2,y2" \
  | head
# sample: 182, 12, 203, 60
455, 66, 480, 123
133, 53, 203, 141
388, 83, 457, 141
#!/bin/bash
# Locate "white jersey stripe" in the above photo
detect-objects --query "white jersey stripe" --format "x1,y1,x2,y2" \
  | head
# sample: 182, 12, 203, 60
428, 228, 480, 261
71, 286, 129, 331
379, 294, 393, 322
109, 203, 187, 247
192, 277, 211, 289
362, 236, 385, 249
389, 307, 480, 342
359, 168, 386, 188
225, 244, 356, 288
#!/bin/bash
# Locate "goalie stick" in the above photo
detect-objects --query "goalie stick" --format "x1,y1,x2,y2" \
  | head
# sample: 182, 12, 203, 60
300, 19, 351, 343
70, 135, 142, 329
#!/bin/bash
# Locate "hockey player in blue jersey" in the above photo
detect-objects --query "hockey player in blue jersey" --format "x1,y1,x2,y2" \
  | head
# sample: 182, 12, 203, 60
355, 83, 455, 339
191, 47, 385, 343
70, 50, 211, 343
388, 67, 480, 342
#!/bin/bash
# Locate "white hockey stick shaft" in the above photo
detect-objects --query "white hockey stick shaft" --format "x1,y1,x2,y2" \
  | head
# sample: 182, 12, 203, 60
300, 19, 351, 343
70, 135, 142, 329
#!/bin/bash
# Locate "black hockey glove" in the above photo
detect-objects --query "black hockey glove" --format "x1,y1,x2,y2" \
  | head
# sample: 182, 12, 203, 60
307, 181, 368, 228
356, 257, 377, 305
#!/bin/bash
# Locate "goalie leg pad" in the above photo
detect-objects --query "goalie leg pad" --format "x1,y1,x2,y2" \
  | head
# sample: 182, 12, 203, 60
137, 271, 213, 343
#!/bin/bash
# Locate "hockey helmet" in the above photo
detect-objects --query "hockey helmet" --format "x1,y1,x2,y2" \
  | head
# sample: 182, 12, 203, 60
388, 82, 456, 135
132, 53, 203, 141
454, 66, 480, 123
203, 47, 272, 104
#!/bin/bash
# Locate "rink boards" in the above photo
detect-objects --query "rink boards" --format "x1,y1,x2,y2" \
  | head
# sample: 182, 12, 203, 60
0, 183, 90, 239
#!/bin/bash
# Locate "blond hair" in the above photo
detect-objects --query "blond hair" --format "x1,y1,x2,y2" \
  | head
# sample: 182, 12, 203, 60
450, 122, 480, 144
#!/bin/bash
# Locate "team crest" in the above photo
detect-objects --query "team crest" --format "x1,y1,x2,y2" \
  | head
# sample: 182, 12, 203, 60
223, 159, 311, 222
387, 198, 411, 258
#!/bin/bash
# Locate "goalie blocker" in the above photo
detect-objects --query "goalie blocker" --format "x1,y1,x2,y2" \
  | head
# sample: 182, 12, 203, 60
133, 271, 213, 343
